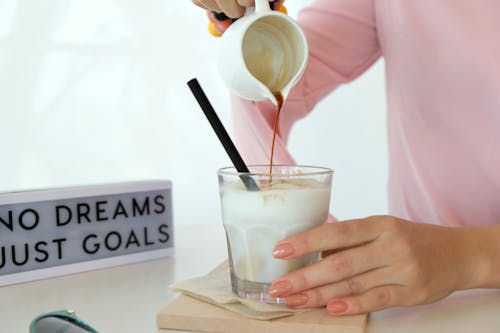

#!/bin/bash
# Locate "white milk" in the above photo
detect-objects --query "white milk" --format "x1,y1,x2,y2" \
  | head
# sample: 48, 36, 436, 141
220, 179, 331, 284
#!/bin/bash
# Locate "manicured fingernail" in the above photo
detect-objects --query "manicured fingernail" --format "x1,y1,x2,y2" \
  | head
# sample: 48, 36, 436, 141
269, 280, 292, 297
327, 300, 348, 315
285, 293, 309, 308
273, 242, 294, 258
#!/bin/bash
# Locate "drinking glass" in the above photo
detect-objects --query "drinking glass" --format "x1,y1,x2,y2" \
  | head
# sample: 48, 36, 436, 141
218, 165, 333, 303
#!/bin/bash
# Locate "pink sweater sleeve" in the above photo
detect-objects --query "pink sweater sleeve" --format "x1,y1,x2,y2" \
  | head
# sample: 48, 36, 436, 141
232, 0, 381, 166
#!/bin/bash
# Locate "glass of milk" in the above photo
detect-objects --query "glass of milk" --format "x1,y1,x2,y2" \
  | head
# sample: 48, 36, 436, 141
218, 165, 333, 303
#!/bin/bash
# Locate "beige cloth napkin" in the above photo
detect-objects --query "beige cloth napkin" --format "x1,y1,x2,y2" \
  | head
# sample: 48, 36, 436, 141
169, 268, 306, 320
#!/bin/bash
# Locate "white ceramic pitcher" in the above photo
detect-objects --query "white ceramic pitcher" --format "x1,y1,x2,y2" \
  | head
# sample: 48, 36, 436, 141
217, 0, 308, 105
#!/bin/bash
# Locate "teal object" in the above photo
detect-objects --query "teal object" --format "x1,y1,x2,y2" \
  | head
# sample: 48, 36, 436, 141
29, 310, 98, 333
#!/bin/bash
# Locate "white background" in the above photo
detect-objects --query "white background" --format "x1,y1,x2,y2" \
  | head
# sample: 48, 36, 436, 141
0, 0, 388, 225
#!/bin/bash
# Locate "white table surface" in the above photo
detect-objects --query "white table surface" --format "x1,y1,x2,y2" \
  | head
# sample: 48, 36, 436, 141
2, 224, 500, 333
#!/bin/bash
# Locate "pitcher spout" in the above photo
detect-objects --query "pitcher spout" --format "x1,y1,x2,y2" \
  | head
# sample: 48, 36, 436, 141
263, 88, 279, 106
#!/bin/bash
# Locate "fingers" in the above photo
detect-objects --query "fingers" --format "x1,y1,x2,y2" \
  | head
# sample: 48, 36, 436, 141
283, 267, 397, 308
327, 285, 405, 316
237, 0, 255, 6
215, 0, 245, 18
192, 0, 220, 12
193, 0, 254, 18
270, 241, 387, 297
273, 218, 385, 260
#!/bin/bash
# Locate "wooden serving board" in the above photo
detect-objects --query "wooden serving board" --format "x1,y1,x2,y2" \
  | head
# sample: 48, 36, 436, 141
157, 263, 368, 333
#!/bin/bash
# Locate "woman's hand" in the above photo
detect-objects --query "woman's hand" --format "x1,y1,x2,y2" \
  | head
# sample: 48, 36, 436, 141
192, 0, 254, 18
270, 215, 485, 315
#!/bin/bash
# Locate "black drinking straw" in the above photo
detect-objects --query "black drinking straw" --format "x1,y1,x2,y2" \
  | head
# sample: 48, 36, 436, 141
187, 78, 260, 191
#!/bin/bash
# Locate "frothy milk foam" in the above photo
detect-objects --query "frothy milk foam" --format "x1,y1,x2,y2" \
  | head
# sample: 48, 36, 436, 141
221, 179, 331, 283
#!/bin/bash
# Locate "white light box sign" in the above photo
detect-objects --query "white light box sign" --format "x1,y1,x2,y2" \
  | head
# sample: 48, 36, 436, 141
0, 180, 173, 286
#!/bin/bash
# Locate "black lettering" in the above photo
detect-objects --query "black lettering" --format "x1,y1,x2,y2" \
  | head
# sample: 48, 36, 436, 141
19, 209, 39, 230
125, 230, 140, 248
143, 227, 154, 246
96, 201, 109, 222
34, 241, 49, 263
113, 200, 128, 219
56, 205, 72, 226
12, 243, 29, 266
132, 197, 150, 216
77, 203, 91, 223
105, 231, 121, 251
52, 238, 66, 260
0, 211, 13, 231
158, 224, 170, 243
83, 234, 99, 254
154, 195, 166, 214
0, 246, 5, 269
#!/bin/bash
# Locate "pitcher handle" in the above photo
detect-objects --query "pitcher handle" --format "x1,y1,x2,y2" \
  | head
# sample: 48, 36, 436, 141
254, 0, 271, 14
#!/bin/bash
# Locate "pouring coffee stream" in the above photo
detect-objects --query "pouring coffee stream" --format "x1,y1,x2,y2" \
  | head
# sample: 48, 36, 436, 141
269, 92, 284, 177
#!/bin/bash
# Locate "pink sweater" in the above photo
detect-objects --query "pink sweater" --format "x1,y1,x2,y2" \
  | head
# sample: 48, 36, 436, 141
231, 0, 500, 227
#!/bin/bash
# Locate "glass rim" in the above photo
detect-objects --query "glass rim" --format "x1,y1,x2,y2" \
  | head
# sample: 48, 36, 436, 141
217, 165, 333, 177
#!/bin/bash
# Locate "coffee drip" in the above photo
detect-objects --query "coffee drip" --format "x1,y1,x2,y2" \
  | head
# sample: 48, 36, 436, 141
269, 92, 284, 176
